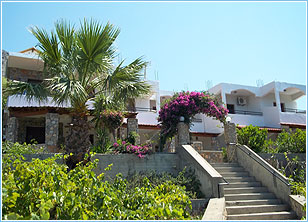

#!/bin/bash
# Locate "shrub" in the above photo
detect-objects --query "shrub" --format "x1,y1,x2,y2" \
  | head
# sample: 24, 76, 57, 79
237, 125, 268, 153
276, 129, 306, 153
158, 91, 228, 148
112, 139, 153, 158
2, 141, 45, 154
2, 155, 192, 220
127, 167, 204, 199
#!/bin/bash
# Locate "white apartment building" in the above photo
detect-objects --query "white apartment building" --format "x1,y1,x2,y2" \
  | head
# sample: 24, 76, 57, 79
2, 49, 306, 151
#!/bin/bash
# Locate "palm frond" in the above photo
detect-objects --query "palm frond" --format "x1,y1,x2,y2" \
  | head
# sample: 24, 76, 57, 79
47, 76, 88, 109
29, 26, 61, 69
6, 80, 49, 102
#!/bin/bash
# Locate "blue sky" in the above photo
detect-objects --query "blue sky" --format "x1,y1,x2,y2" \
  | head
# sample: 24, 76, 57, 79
1, 1, 307, 109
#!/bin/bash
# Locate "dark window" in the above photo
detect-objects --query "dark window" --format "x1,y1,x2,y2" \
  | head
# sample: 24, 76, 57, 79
227, 104, 235, 114
281, 103, 285, 112
26, 127, 45, 144
28, 79, 43, 84
273, 102, 276, 107
89, 135, 94, 145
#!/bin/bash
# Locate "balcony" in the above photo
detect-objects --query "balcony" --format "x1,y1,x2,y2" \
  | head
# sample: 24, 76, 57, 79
126, 106, 157, 112
228, 109, 263, 116
282, 108, 306, 114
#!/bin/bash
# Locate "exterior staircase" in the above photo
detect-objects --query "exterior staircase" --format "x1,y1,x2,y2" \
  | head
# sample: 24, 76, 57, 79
211, 162, 297, 220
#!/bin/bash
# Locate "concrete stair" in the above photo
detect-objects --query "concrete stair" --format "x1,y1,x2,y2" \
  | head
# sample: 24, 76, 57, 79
211, 162, 297, 220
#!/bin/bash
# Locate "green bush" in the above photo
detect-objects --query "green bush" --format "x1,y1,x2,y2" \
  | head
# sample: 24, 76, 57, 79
237, 125, 268, 153
2, 141, 45, 154
127, 167, 204, 199
2, 155, 192, 220
276, 129, 306, 153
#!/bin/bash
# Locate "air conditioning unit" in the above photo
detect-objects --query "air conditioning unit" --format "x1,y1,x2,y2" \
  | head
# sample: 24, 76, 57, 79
237, 96, 247, 106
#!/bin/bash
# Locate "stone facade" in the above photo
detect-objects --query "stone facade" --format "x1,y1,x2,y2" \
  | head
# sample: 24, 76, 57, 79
6, 117, 18, 142
127, 118, 140, 144
199, 151, 223, 163
177, 122, 190, 146
45, 113, 59, 152
2, 50, 9, 77
224, 123, 237, 162
7, 67, 43, 82
18, 117, 45, 143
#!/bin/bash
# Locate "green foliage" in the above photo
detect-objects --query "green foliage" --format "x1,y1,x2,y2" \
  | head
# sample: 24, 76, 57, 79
279, 153, 306, 197
221, 147, 228, 162
90, 128, 112, 153
2, 77, 9, 108
276, 129, 306, 153
2, 141, 45, 155
127, 168, 204, 199
126, 131, 140, 145
2, 155, 193, 220
237, 125, 268, 153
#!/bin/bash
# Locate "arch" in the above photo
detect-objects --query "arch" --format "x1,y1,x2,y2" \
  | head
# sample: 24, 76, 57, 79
158, 91, 228, 146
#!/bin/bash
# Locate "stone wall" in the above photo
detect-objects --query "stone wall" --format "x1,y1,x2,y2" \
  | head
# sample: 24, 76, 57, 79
199, 151, 223, 163
7, 67, 43, 82
6, 117, 18, 142
2, 50, 9, 77
45, 113, 59, 152
21, 153, 180, 179
127, 118, 140, 144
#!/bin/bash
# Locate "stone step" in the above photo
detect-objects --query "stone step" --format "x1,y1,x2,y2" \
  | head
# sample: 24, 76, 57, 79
211, 163, 239, 167
226, 182, 261, 188
224, 176, 256, 183
227, 211, 297, 220
224, 187, 268, 194
226, 199, 282, 207
214, 166, 245, 172
226, 204, 289, 215
219, 171, 250, 177
225, 192, 276, 201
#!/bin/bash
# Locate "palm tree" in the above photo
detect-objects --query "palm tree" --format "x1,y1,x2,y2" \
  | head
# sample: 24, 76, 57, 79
7, 19, 150, 163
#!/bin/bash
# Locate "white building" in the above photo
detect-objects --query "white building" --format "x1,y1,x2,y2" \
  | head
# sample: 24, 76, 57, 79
2, 49, 306, 151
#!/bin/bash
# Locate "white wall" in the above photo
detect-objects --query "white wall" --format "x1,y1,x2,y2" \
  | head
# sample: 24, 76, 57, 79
280, 112, 306, 125
263, 107, 281, 128
226, 94, 262, 112
229, 114, 264, 127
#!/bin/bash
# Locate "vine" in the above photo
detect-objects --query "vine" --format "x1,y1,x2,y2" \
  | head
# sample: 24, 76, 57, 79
158, 91, 228, 147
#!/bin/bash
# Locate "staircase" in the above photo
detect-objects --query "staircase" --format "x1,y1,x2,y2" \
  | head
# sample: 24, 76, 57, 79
211, 162, 297, 220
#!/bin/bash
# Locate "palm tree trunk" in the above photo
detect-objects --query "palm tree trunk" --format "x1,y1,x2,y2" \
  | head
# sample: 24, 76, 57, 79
65, 115, 91, 170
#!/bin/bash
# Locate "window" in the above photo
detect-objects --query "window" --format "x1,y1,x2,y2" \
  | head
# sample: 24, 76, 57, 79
28, 79, 42, 84
227, 104, 235, 114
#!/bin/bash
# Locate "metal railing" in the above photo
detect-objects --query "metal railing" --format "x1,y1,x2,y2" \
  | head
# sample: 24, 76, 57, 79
229, 110, 263, 116
126, 107, 157, 112
282, 108, 306, 114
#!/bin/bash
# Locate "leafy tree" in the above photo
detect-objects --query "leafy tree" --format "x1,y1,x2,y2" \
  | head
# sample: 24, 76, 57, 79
237, 125, 268, 153
276, 129, 306, 153
5, 19, 150, 164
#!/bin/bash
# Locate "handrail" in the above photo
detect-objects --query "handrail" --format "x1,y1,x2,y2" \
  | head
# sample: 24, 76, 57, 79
237, 145, 290, 186
126, 106, 157, 112
283, 108, 306, 114
233, 110, 263, 116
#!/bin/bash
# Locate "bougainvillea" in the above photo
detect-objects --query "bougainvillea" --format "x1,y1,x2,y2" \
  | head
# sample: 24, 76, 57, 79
111, 140, 153, 158
158, 91, 228, 146
100, 110, 124, 131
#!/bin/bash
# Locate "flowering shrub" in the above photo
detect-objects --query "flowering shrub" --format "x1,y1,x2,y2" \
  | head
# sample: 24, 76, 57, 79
158, 91, 228, 146
112, 140, 153, 158
100, 110, 123, 131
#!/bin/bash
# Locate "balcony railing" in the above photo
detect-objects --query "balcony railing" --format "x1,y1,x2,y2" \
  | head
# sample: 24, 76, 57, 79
127, 106, 157, 112
282, 108, 306, 114
229, 110, 263, 116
